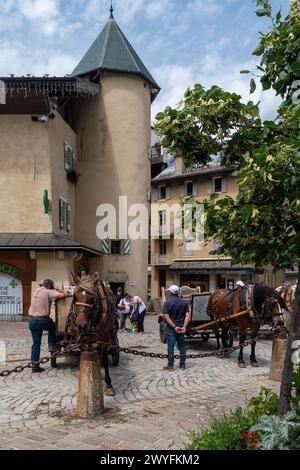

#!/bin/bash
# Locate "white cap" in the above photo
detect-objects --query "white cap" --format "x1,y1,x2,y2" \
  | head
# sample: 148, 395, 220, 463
169, 285, 180, 294
236, 280, 245, 287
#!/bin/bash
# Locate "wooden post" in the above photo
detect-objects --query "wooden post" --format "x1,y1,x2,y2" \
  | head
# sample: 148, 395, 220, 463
269, 327, 288, 382
75, 350, 104, 418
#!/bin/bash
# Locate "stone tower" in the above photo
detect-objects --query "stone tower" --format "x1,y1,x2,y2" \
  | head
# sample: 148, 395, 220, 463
71, 8, 160, 298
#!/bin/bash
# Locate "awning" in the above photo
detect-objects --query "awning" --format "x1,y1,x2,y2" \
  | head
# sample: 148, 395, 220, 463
0, 233, 102, 256
169, 260, 263, 275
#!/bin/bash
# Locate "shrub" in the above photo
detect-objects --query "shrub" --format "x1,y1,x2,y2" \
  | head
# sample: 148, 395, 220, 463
250, 412, 300, 450
186, 408, 253, 450
246, 386, 279, 425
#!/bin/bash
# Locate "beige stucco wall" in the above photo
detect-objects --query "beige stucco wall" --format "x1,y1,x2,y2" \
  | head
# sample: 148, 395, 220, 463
0, 115, 52, 232
36, 251, 76, 287
72, 72, 151, 298
48, 112, 77, 239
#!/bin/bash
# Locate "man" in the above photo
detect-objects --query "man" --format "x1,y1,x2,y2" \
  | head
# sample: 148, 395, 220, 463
115, 287, 123, 329
162, 285, 190, 371
28, 279, 69, 373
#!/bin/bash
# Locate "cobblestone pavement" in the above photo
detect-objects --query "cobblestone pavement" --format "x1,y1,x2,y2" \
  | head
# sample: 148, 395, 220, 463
0, 317, 279, 450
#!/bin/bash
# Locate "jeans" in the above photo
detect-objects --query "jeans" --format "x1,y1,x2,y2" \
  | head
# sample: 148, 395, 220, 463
137, 309, 146, 333
29, 317, 56, 369
166, 325, 186, 367
120, 313, 130, 330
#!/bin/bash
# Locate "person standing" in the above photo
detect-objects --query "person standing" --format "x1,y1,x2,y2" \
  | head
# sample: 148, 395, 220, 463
118, 293, 132, 332
162, 285, 190, 371
131, 295, 147, 334
28, 279, 69, 373
115, 287, 123, 329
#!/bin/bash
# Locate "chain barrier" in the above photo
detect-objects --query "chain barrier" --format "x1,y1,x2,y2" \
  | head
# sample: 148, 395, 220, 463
0, 343, 80, 378
0, 327, 281, 378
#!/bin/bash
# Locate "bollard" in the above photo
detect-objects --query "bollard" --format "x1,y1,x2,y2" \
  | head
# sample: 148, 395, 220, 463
269, 328, 288, 382
75, 350, 104, 418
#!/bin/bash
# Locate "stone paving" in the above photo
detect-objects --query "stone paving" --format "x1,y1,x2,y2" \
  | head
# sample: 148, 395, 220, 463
0, 316, 279, 450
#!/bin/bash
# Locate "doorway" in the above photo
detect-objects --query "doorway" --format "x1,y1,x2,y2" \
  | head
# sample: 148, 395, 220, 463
109, 282, 125, 296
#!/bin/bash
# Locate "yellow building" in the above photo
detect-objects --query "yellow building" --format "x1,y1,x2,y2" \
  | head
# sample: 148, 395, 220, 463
150, 152, 284, 299
0, 9, 159, 319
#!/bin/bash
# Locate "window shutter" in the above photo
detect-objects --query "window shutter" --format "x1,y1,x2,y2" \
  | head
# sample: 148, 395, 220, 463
66, 204, 71, 233
221, 176, 227, 193
192, 182, 198, 197
166, 185, 171, 200
101, 239, 111, 255
64, 143, 74, 171
207, 178, 212, 194
151, 187, 157, 202
123, 239, 131, 255
180, 183, 185, 197
59, 199, 65, 230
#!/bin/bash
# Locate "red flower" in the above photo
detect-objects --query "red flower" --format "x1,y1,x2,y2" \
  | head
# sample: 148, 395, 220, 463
240, 430, 247, 436
240, 438, 248, 447
251, 441, 258, 447
246, 433, 253, 438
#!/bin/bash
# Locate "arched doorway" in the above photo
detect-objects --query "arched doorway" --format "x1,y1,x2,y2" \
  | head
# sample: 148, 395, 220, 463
0, 272, 23, 317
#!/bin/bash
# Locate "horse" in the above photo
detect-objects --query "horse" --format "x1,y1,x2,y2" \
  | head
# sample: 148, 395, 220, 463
207, 284, 287, 368
276, 284, 296, 324
68, 272, 118, 396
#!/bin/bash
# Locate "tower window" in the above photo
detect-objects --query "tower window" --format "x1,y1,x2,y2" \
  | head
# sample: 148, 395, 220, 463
111, 240, 122, 255
214, 177, 222, 193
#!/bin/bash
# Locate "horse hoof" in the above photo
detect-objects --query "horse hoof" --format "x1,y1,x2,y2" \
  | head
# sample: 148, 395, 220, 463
238, 362, 246, 368
251, 362, 259, 368
104, 387, 115, 397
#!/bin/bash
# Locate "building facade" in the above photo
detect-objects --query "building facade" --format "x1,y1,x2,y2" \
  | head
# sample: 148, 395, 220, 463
0, 10, 159, 319
150, 150, 284, 299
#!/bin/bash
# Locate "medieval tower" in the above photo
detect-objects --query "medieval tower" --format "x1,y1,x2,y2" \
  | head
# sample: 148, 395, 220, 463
71, 8, 160, 298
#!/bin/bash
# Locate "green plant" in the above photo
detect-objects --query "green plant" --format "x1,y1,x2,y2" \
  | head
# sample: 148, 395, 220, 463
246, 386, 279, 425
292, 366, 300, 421
185, 408, 253, 450
250, 412, 300, 450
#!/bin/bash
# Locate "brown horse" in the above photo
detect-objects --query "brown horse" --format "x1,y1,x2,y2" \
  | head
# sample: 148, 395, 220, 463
68, 272, 118, 396
207, 284, 287, 368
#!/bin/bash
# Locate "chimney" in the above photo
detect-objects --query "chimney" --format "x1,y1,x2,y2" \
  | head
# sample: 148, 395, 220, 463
175, 156, 185, 175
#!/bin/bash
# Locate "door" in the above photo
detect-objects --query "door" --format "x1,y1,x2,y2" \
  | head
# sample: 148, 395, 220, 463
159, 270, 166, 296
0, 273, 23, 316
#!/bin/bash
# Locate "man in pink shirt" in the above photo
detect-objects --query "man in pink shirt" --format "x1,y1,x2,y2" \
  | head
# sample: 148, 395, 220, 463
28, 279, 69, 373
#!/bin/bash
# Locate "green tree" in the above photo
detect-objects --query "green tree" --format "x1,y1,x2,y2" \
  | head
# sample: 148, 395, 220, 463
155, 0, 300, 414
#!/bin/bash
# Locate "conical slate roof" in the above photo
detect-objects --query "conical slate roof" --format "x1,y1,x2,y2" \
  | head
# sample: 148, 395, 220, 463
71, 13, 160, 93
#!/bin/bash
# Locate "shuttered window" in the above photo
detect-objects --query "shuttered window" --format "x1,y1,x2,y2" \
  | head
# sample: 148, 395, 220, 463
59, 199, 71, 233
64, 143, 74, 171
101, 239, 131, 255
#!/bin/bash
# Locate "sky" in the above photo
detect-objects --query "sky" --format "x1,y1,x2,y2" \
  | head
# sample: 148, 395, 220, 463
0, 0, 290, 120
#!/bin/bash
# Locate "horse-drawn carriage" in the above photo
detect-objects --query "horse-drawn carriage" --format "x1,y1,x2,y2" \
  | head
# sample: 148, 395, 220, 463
158, 286, 234, 347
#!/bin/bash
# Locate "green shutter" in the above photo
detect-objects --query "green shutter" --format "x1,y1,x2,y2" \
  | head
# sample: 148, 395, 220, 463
101, 239, 110, 255
59, 199, 65, 230
64, 143, 74, 171
123, 239, 131, 255
66, 204, 71, 233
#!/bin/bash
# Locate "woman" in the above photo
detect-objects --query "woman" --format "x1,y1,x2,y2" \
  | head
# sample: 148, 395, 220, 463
131, 295, 147, 334
118, 294, 132, 332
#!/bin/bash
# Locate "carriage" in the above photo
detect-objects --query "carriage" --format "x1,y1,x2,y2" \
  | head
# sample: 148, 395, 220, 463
50, 295, 120, 368
158, 286, 234, 346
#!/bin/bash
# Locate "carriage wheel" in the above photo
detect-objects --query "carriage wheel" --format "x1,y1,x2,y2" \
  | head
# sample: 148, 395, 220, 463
160, 324, 167, 343
111, 338, 120, 366
202, 334, 209, 343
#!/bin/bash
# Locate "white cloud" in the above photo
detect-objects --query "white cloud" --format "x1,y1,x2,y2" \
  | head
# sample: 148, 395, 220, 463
0, 39, 76, 76
188, 0, 222, 17
17, 0, 59, 20
145, 0, 171, 19
152, 55, 281, 121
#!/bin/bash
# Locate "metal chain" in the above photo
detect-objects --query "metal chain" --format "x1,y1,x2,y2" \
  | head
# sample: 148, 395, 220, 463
0, 343, 80, 378
102, 327, 279, 360
0, 327, 282, 377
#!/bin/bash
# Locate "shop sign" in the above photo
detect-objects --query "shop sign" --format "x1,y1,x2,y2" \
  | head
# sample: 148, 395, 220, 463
0, 263, 20, 278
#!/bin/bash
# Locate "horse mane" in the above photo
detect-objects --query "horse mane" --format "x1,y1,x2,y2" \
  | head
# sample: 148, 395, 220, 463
74, 275, 96, 295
